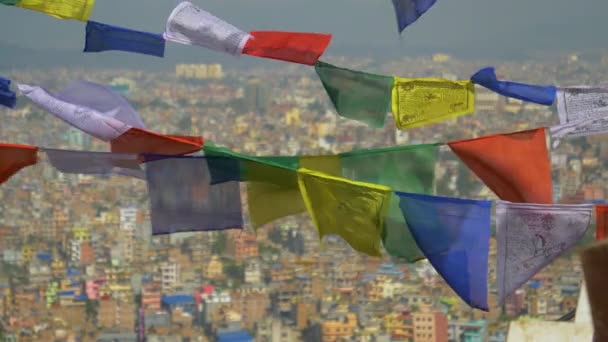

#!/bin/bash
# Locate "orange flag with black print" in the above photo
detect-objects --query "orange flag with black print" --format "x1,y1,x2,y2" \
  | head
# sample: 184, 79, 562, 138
0, 143, 38, 185
448, 128, 552, 203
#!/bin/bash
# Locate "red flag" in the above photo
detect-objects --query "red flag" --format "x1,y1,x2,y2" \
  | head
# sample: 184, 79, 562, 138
242, 31, 331, 65
111, 128, 203, 155
0, 143, 38, 185
448, 128, 552, 203
596, 205, 608, 241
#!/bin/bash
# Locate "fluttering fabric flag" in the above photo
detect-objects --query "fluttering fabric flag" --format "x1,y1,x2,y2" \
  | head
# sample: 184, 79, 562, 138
496, 201, 592, 304
297, 168, 391, 257
144, 155, 243, 235
16, 0, 95, 22
44, 148, 144, 179
550, 86, 608, 142
397, 192, 491, 310
0, 143, 38, 185
0, 77, 16, 108
314, 61, 394, 127
391, 77, 475, 130
341, 144, 439, 261
242, 31, 332, 66
164, 1, 251, 56
18, 81, 203, 155
85, 21, 166, 58
596, 205, 608, 241
391, 0, 438, 33
448, 128, 553, 204
471, 67, 556, 106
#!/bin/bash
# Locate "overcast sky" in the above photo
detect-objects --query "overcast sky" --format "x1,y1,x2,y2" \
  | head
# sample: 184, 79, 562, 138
0, 0, 606, 60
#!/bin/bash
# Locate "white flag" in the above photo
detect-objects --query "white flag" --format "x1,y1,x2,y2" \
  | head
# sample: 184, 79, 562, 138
164, 1, 251, 55
496, 201, 592, 304
18, 84, 130, 141
44, 149, 144, 179
551, 87, 608, 141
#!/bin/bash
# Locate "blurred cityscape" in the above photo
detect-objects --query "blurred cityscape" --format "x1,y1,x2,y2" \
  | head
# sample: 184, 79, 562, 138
0, 53, 606, 341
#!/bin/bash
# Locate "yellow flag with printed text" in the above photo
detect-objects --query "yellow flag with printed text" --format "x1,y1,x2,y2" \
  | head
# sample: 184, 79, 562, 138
391, 77, 474, 130
17, 0, 95, 21
297, 168, 391, 257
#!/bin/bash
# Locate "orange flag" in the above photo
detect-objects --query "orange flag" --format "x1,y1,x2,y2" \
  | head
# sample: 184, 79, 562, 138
448, 128, 552, 203
111, 128, 203, 155
596, 205, 608, 241
0, 143, 38, 185
242, 31, 331, 65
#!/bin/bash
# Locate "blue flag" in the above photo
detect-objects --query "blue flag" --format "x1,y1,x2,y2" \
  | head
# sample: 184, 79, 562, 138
85, 21, 166, 58
391, 0, 437, 33
471, 66, 557, 106
144, 155, 243, 235
397, 192, 492, 311
0, 77, 16, 108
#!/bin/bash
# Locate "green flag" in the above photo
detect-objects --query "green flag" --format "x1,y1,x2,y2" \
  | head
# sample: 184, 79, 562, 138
315, 61, 394, 128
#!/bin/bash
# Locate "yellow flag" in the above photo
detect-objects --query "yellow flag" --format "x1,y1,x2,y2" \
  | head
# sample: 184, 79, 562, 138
297, 168, 391, 257
247, 155, 341, 229
391, 77, 475, 130
17, 0, 95, 21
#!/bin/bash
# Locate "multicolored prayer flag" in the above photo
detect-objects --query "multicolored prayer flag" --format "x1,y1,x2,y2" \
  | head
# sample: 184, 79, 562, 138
391, 77, 475, 130
397, 192, 492, 310
496, 201, 592, 304
391, 0, 438, 33
0, 77, 16, 108
15, 0, 95, 22
471, 67, 556, 106
448, 128, 553, 204
298, 168, 391, 257
85, 21, 166, 58
242, 31, 331, 66
0, 143, 38, 185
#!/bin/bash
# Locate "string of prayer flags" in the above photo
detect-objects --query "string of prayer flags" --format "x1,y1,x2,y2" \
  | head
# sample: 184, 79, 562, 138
496, 201, 592, 304
15, 0, 95, 22
297, 168, 391, 257
0, 77, 16, 108
341, 144, 439, 261
144, 155, 243, 235
397, 192, 492, 310
18, 81, 203, 155
391, 77, 475, 130
448, 128, 553, 204
242, 31, 332, 66
85, 21, 166, 58
596, 205, 608, 241
0, 143, 38, 185
164, 1, 251, 56
391, 0, 438, 33
44, 148, 144, 179
550, 86, 608, 142
164, 1, 331, 65
314, 61, 394, 128
471, 67, 557, 106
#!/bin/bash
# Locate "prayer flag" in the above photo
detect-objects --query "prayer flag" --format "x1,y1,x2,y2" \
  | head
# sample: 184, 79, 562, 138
391, 0, 438, 33
111, 128, 203, 155
0, 143, 38, 185
551, 87, 608, 141
145, 155, 243, 235
18, 83, 131, 141
448, 128, 552, 204
397, 192, 491, 310
471, 67, 556, 106
391, 77, 474, 130
164, 1, 251, 55
44, 149, 144, 179
17, 0, 95, 22
85, 21, 166, 58
297, 168, 391, 257
242, 31, 331, 65
496, 201, 592, 304
0, 77, 16, 108
596, 205, 608, 241
314, 61, 394, 127
341, 144, 439, 261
